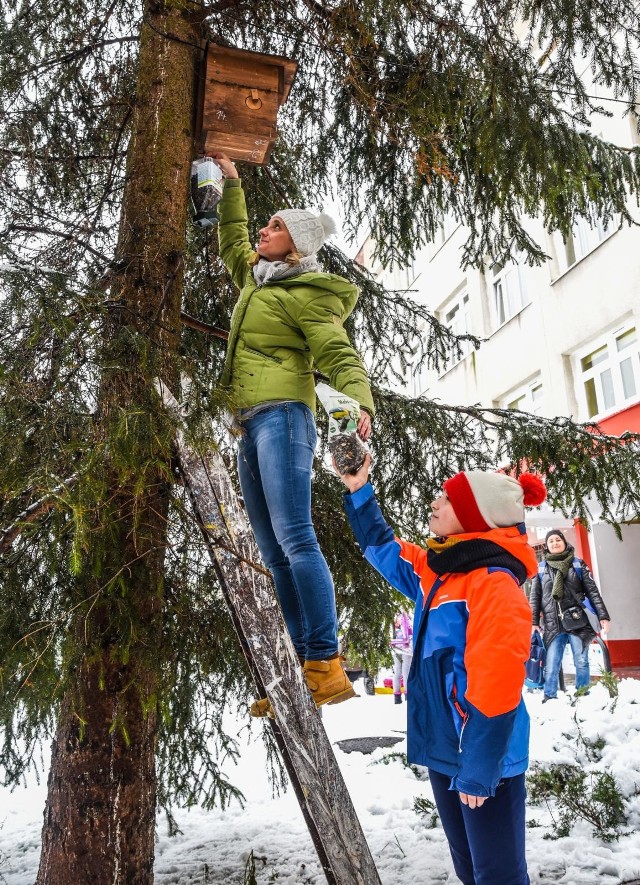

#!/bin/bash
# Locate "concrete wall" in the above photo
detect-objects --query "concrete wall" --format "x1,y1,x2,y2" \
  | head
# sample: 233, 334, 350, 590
591, 522, 640, 665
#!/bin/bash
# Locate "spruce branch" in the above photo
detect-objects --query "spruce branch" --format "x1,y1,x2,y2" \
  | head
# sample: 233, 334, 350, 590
362, 389, 640, 535
5, 224, 112, 264
0, 475, 78, 556
11, 37, 139, 79
0, 148, 128, 162
180, 311, 229, 340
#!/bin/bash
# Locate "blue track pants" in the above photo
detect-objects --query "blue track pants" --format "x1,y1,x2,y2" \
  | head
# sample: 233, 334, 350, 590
429, 769, 529, 885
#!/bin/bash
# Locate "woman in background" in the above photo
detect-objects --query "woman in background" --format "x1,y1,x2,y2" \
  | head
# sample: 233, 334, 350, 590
390, 610, 413, 703
529, 529, 611, 702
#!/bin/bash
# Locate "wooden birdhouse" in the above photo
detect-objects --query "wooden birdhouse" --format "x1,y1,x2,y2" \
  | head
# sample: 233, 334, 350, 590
196, 43, 297, 166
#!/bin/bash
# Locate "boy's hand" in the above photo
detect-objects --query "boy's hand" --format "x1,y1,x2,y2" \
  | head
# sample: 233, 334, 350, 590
206, 151, 239, 179
459, 792, 486, 809
334, 453, 371, 493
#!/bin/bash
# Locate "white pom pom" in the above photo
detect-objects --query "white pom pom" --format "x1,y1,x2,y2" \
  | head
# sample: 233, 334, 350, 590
318, 212, 338, 239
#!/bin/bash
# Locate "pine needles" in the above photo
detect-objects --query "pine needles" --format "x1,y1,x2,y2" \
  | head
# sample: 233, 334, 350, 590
527, 763, 627, 842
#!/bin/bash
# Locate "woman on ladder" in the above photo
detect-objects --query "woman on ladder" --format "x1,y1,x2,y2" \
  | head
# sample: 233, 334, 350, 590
211, 152, 375, 714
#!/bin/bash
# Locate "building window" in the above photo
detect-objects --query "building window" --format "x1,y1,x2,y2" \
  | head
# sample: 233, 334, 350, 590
434, 209, 458, 247
491, 257, 530, 327
429, 209, 460, 258
441, 290, 471, 367
556, 214, 617, 275
577, 325, 640, 419
407, 318, 435, 397
629, 102, 640, 147
501, 379, 545, 415
441, 209, 458, 243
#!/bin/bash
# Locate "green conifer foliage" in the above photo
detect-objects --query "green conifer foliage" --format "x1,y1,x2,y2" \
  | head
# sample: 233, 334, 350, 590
1, 0, 640, 880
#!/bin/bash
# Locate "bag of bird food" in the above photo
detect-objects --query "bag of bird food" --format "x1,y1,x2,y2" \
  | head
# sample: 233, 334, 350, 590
315, 382, 369, 475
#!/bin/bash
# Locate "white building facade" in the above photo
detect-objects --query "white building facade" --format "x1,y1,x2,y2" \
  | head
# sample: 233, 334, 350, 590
356, 101, 640, 667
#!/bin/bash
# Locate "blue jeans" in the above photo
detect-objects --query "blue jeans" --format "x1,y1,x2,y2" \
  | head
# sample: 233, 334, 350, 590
544, 632, 590, 697
429, 769, 529, 885
237, 402, 338, 661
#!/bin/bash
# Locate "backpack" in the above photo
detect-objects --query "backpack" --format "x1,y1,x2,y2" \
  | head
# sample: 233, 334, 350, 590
524, 630, 545, 689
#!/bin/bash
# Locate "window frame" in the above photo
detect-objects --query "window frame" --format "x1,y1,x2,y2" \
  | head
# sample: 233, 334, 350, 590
574, 323, 640, 420
491, 256, 531, 329
551, 213, 619, 278
500, 377, 545, 416
439, 288, 472, 372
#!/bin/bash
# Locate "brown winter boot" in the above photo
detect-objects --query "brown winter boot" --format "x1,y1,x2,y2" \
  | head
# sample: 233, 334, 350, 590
250, 654, 306, 719
249, 697, 274, 719
303, 655, 357, 707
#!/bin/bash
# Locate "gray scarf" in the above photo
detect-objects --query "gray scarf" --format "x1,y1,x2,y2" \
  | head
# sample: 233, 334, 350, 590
252, 254, 321, 286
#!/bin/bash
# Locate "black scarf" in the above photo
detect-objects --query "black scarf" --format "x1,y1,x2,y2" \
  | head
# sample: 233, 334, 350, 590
427, 537, 528, 586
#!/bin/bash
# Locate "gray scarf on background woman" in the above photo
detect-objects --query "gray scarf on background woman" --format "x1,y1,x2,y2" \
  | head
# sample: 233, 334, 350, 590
545, 545, 577, 600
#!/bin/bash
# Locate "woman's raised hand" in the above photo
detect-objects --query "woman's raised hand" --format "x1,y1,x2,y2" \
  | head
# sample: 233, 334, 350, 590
207, 151, 239, 179
357, 408, 372, 441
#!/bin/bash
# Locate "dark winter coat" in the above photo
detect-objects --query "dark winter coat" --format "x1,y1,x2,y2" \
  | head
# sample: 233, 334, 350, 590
529, 555, 610, 648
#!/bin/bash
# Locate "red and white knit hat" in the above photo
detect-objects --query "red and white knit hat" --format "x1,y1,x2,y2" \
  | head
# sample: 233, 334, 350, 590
443, 471, 547, 532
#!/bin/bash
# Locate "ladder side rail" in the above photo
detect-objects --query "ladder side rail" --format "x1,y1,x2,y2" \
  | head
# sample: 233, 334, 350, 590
166, 413, 382, 885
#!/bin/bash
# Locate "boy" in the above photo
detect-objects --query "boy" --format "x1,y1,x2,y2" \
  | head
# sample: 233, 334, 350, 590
339, 456, 546, 885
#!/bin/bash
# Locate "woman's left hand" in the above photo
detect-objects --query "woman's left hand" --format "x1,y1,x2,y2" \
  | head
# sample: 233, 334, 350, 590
358, 409, 372, 441
600, 619, 611, 635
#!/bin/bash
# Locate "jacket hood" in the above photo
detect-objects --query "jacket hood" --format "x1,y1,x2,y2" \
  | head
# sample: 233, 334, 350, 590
448, 524, 538, 578
274, 271, 359, 315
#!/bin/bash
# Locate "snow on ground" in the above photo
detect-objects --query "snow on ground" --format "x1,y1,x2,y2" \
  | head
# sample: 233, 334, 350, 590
2, 676, 640, 884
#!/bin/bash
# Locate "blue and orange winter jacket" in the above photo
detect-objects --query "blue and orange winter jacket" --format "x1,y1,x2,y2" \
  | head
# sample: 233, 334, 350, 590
344, 483, 536, 797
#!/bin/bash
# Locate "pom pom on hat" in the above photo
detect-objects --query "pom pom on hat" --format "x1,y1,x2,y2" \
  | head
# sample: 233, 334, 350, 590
273, 208, 337, 256
443, 470, 547, 532
519, 472, 547, 507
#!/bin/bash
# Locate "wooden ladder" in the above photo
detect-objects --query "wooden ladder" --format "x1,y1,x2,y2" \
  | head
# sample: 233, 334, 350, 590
160, 382, 382, 885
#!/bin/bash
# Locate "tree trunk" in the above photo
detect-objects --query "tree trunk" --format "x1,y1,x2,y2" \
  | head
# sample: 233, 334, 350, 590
36, 658, 159, 884
36, 3, 202, 883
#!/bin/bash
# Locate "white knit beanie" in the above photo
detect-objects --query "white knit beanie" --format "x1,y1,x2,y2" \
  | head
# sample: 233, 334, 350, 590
273, 208, 337, 256
443, 471, 547, 532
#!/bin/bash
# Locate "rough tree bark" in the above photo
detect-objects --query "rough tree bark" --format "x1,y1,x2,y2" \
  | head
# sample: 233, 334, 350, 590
36, 3, 202, 883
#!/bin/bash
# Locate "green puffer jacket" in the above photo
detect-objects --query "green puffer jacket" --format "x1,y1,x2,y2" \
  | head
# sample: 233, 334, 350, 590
217, 181, 375, 416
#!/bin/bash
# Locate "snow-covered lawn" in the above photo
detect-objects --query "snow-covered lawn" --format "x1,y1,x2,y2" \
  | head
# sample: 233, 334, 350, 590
2, 677, 640, 884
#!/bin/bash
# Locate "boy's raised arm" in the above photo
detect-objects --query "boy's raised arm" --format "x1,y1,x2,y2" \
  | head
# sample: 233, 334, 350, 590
339, 457, 423, 604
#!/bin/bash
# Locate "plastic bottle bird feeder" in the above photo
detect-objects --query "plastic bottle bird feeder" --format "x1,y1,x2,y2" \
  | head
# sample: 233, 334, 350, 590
190, 157, 224, 227
195, 43, 298, 165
